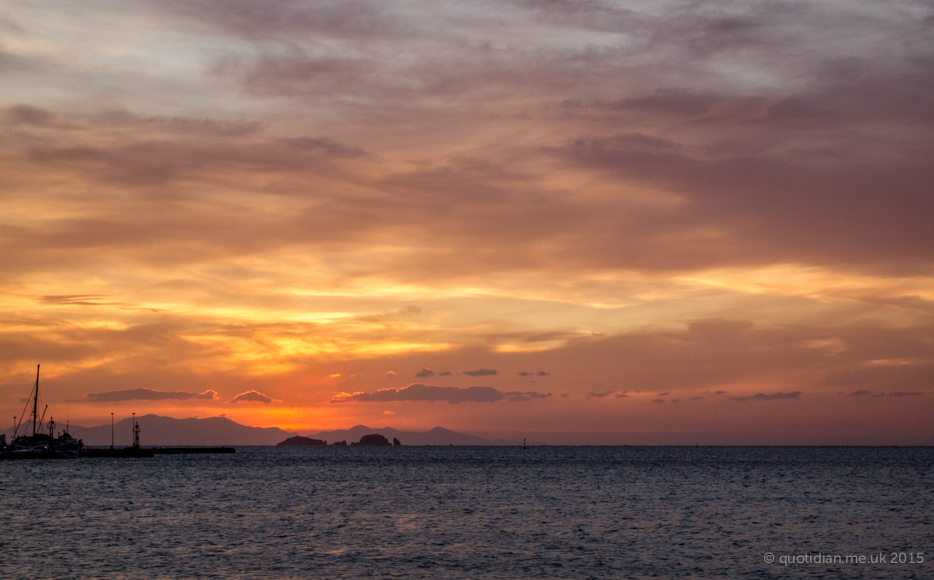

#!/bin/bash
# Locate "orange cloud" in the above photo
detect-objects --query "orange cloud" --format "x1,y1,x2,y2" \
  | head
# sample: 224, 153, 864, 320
0, 0, 932, 444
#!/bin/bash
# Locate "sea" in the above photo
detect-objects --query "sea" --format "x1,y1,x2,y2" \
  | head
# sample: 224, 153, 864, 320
1, 446, 931, 579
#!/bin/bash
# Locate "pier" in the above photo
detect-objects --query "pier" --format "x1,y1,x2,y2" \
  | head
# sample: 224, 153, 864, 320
1, 446, 235, 460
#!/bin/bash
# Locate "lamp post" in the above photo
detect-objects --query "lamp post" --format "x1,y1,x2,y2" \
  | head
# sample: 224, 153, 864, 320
110, 412, 114, 449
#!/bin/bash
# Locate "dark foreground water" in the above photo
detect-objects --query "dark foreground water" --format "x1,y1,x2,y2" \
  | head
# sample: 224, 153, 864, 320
1, 446, 932, 579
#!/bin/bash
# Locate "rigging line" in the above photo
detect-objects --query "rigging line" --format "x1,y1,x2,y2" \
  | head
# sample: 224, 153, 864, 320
39, 373, 73, 437
13, 380, 35, 437
42, 373, 62, 410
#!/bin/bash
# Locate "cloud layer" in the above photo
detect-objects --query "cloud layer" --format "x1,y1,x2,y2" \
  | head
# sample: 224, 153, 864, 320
85, 389, 218, 402
330, 383, 548, 404
0, 0, 931, 442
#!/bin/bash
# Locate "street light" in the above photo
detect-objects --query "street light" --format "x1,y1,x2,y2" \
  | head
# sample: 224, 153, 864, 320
110, 412, 114, 449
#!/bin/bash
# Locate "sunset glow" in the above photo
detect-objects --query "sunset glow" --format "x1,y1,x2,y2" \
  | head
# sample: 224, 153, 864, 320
2, 0, 932, 444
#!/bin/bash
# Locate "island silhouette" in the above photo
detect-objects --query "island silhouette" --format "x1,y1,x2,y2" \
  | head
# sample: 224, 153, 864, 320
276, 433, 402, 446
277, 436, 326, 446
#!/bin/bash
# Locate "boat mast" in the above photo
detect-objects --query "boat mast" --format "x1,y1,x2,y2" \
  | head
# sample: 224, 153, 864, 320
32, 364, 39, 437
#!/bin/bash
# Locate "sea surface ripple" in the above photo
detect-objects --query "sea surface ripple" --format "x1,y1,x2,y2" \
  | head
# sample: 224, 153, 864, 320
1, 446, 931, 579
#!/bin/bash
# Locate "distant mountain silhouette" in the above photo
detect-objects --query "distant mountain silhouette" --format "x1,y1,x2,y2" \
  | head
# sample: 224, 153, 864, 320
1, 415, 297, 446
1, 417, 522, 447
306, 425, 520, 446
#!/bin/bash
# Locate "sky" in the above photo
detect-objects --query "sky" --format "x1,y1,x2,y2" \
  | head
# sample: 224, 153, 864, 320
1, 0, 932, 444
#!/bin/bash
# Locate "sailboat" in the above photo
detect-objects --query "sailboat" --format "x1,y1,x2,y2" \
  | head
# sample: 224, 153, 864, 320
5, 365, 83, 459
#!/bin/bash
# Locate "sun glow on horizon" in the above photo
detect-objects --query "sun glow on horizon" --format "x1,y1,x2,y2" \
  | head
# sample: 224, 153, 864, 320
1, 0, 932, 444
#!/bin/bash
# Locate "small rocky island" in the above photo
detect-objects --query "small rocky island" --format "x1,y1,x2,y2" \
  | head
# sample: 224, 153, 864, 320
277, 434, 401, 446
277, 436, 326, 446
352, 434, 391, 446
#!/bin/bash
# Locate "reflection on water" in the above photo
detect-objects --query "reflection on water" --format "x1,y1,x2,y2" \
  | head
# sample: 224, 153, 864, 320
1, 446, 931, 579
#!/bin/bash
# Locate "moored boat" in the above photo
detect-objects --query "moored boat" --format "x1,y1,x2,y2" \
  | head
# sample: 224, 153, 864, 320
2, 365, 83, 459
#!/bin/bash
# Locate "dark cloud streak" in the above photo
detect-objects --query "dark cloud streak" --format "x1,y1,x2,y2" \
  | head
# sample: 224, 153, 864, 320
731, 392, 802, 402
331, 383, 505, 404
329, 383, 551, 404
85, 388, 218, 402
463, 369, 497, 377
